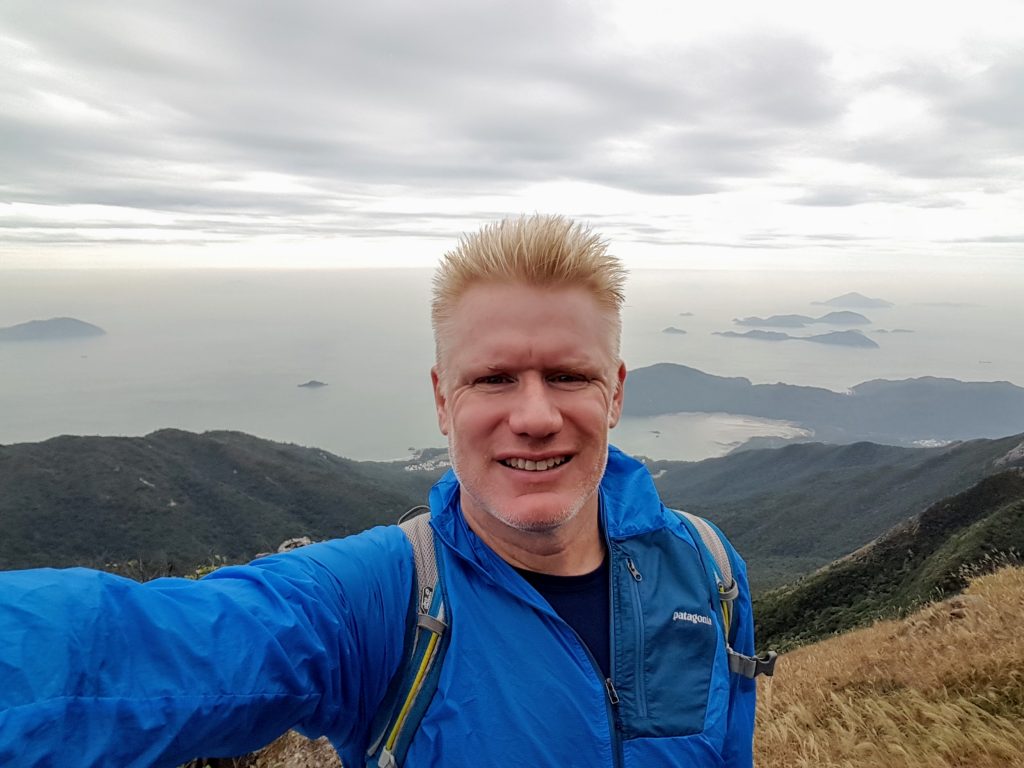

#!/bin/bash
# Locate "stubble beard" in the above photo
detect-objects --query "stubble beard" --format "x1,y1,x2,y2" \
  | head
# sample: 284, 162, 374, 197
448, 431, 610, 534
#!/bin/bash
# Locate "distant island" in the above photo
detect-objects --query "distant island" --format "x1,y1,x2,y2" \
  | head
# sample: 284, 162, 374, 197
812, 292, 893, 309
678, 312, 694, 317
661, 326, 687, 335
734, 311, 870, 328
714, 329, 879, 348
297, 380, 328, 388
0, 317, 106, 342
874, 328, 914, 334
715, 330, 789, 342
804, 331, 879, 348
623, 362, 1024, 446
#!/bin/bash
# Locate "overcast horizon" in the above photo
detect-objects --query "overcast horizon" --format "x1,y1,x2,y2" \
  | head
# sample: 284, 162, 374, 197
2, 1, 1022, 272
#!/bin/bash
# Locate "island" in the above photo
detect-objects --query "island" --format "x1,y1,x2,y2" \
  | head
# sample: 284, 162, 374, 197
714, 329, 878, 347
804, 330, 879, 348
812, 292, 893, 309
714, 330, 790, 341
734, 311, 870, 328
0, 317, 106, 342
297, 380, 328, 389
661, 326, 688, 335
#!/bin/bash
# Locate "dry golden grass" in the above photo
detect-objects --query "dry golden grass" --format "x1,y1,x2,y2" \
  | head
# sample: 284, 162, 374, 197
755, 566, 1024, 767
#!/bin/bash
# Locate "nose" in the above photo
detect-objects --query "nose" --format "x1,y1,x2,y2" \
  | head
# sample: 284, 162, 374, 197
507, 374, 563, 438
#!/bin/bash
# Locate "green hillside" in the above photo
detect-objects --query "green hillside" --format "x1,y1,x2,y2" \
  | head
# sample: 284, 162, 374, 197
4, 429, 1022, 596
755, 468, 1024, 651
0, 429, 443, 572
649, 433, 1024, 589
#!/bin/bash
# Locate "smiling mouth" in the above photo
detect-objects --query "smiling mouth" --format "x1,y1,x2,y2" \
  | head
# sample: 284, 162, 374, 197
499, 456, 572, 471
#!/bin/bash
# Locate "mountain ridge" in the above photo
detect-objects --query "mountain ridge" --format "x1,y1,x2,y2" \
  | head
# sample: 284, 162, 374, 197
623, 363, 1024, 446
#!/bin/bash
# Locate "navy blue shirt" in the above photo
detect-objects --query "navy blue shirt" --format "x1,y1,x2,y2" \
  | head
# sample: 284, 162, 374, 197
514, 555, 611, 678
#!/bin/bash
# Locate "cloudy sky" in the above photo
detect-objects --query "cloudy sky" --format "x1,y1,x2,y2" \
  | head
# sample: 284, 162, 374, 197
2, 0, 1022, 270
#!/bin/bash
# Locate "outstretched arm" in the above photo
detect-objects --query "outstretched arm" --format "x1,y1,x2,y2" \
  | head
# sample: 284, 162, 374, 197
0, 526, 412, 768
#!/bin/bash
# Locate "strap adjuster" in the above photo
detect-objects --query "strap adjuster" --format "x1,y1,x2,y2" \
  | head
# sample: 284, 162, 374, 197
727, 649, 778, 679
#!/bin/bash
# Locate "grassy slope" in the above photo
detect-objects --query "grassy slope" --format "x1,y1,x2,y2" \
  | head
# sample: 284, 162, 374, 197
756, 566, 1024, 768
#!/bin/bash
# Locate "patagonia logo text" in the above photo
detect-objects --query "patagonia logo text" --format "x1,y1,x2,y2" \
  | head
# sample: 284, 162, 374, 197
672, 610, 713, 627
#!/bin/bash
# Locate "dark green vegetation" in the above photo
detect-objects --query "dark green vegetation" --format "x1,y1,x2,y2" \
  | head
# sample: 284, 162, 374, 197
4, 427, 1023, 618
649, 433, 1024, 590
0, 317, 106, 341
0, 429, 443, 573
624, 363, 1024, 445
755, 468, 1024, 653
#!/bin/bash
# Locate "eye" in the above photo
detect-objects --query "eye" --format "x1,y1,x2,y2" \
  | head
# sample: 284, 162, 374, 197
548, 373, 589, 388
474, 373, 514, 386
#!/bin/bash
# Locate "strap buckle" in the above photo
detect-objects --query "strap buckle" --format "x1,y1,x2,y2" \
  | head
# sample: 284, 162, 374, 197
728, 649, 778, 679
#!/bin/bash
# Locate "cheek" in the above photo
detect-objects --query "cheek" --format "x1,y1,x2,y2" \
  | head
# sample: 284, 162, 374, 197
449, 395, 505, 433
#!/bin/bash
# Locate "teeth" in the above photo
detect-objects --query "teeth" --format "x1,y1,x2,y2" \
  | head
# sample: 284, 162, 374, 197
502, 456, 568, 471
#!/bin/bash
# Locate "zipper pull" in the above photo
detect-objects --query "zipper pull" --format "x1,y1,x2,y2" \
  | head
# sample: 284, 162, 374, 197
604, 678, 620, 705
626, 558, 642, 582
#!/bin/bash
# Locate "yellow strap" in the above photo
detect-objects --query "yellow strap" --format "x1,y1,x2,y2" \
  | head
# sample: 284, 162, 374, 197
385, 632, 440, 752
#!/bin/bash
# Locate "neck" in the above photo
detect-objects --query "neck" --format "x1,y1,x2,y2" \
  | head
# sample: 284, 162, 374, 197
460, 495, 606, 576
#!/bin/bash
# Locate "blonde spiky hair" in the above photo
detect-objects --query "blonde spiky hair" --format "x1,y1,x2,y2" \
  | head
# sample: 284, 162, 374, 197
431, 214, 627, 365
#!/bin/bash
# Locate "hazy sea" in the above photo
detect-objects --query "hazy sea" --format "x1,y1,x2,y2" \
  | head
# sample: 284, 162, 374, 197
1, 267, 1022, 462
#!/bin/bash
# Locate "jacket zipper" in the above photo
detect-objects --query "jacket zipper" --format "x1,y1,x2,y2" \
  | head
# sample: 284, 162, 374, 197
561, 625, 622, 768
443, 503, 626, 767
606, 538, 624, 768
625, 557, 648, 719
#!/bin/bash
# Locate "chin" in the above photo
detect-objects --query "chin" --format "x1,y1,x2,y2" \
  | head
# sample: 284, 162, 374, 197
481, 491, 593, 533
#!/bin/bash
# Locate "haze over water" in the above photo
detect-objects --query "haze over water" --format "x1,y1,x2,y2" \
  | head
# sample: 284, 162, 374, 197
1, 267, 1021, 462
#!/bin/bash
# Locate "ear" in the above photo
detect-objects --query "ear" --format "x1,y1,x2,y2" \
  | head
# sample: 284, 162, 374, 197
431, 366, 450, 436
608, 362, 627, 428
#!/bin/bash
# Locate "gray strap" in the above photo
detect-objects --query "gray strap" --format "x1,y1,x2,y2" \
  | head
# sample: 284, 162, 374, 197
400, 512, 439, 613
678, 510, 735, 597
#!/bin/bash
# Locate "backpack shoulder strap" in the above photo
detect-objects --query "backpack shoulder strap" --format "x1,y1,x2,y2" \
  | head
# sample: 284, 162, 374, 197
365, 508, 450, 768
672, 509, 777, 679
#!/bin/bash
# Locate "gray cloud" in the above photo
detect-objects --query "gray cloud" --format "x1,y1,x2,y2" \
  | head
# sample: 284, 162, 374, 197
847, 51, 1024, 181
1, 1, 1020, 253
791, 185, 964, 208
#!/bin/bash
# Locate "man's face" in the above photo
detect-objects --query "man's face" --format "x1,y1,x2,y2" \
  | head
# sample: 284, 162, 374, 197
432, 282, 626, 534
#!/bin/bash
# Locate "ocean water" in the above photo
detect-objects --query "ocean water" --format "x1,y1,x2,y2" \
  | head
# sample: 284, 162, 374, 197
1, 267, 1022, 461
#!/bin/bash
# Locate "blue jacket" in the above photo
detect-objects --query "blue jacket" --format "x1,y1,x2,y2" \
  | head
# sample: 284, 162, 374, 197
0, 447, 755, 767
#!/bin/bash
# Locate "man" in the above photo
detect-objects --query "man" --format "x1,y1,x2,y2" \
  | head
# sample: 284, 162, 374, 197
0, 215, 757, 766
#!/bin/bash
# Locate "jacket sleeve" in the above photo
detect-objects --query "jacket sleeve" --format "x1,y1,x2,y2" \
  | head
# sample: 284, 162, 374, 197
722, 542, 757, 768
0, 525, 413, 768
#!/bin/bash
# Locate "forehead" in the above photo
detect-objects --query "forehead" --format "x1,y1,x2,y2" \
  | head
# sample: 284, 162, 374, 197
440, 282, 618, 370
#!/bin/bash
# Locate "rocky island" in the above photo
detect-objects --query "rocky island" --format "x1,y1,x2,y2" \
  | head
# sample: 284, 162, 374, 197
734, 311, 870, 328
0, 317, 106, 342
812, 292, 893, 309
714, 329, 879, 347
